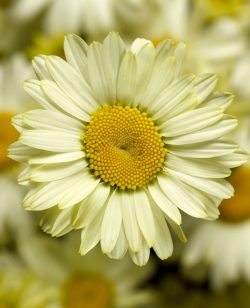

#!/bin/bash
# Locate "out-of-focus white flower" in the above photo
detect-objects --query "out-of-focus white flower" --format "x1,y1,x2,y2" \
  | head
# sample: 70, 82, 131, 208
182, 118, 250, 289
0, 0, 50, 56
0, 0, 51, 23
182, 217, 250, 289
230, 53, 250, 101
112, 0, 248, 74
0, 54, 37, 243
0, 251, 57, 308
15, 234, 157, 307
42, 0, 114, 41
9, 33, 248, 265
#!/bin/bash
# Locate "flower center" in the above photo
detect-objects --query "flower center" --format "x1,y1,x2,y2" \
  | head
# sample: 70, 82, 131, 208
0, 112, 19, 170
83, 105, 166, 190
0, 0, 12, 9
63, 275, 114, 308
196, 0, 245, 17
219, 166, 250, 223
151, 36, 178, 47
26, 33, 65, 59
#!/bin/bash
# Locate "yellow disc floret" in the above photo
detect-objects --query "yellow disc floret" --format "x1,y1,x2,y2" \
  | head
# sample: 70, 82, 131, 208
195, 0, 246, 18
63, 275, 114, 308
219, 166, 250, 223
0, 112, 19, 170
83, 105, 166, 190
26, 33, 65, 60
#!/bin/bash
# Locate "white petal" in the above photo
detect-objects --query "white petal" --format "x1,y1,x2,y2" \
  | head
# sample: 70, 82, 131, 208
134, 190, 155, 247
161, 106, 223, 137
24, 80, 57, 111
117, 51, 137, 106
45, 56, 98, 114
131, 40, 155, 107
155, 40, 186, 76
8, 141, 39, 163
147, 181, 181, 224
29, 151, 85, 164
24, 172, 89, 210
59, 172, 100, 209
165, 168, 234, 199
140, 57, 177, 110
40, 207, 73, 237
164, 215, 187, 243
216, 148, 249, 168
183, 184, 221, 220
148, 74, 195, 118
21, 129, 81, 152
32, 56, 52, 80
101, 190, 122, 253
23, 180, 66, 211
165, 115, 237, 145
30, 159, 88, 182
41, 80, 90, 121
195, 73, 217, 103
164, 154, 231, 178
12, 114, 26, 133
130, 38, 152, 53
73, 183, 110, 229
64, 34, 88, 76
168, 138, 237, 158
79, 208, 105, 255
157, 94, 198, 123
23, 109, 84, 133
201, 92, 234, 110
151, 202, 173, 260
158, 174, 207, 218
121, 192, 142, 252
130, 238, 150, 266
18, 166, 30, 185
155, 40, 185, 72
155, 40, 172, 59
107, 225, 128, 260
173, 42, 186, 75
88, 33, 125, 104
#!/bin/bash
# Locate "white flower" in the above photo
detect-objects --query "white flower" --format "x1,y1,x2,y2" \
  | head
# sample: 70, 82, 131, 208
230, 53, 250, 100
9, 33, 248, 265
182, 118, 250, 289
182, 219, 250, 289
17, 235, 157, 307
0, 0, 50, 56
112, 0, 248, 73
42, 0, 113, 40
0, 250, 59, 308
0, 54, 36, 242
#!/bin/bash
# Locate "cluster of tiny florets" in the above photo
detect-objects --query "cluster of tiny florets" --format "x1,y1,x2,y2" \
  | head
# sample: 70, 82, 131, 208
83, 105, 166, 190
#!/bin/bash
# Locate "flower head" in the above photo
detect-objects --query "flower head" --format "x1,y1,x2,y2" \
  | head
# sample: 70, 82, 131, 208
9, 32, 248, 265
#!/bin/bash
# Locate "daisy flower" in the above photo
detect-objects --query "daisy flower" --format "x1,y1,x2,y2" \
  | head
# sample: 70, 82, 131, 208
9, 33, 248, 265
42, 0, 113, 41
194, 0, 248, 20
182, 119, 250, 288
0, 0, 50, 56
17, 234, 157, 307
0, 250, 58, 308
112, 0, 248, 74
0, 54, 36, 243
